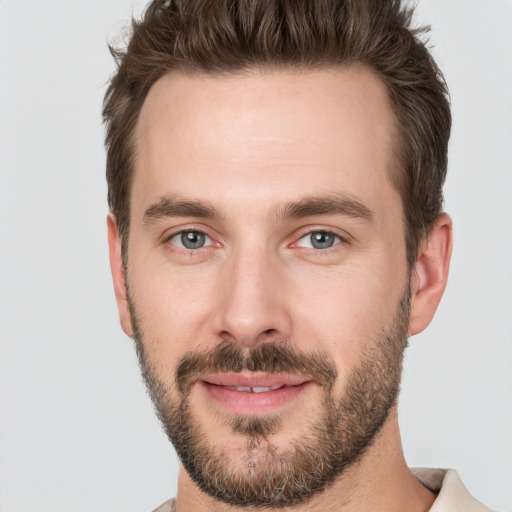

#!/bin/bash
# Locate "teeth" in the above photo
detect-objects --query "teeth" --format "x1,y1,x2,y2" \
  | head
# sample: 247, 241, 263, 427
252, 386, 280, 393
225, 385, 283, 393
226, 386, 252, 392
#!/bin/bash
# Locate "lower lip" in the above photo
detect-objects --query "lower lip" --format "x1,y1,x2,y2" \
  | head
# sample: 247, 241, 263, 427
200, 381, 311, 415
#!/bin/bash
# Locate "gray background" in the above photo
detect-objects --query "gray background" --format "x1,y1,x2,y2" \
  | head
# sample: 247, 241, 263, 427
0, 1, 511, 511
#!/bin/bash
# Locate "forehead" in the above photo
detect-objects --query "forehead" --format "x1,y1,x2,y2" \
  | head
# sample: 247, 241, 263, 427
133, 67, 399, 215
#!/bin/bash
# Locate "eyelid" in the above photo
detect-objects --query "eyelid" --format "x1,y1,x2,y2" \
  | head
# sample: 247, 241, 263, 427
294, 225, 351, 241
290, 227, 349, 248
296, 230, 341, 249
171, 231, 213, 249
162, 225, 219, 249
161, 225, 350, 252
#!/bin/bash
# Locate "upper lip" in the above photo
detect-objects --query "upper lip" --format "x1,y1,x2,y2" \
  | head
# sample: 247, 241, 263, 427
201, 372, 309, 388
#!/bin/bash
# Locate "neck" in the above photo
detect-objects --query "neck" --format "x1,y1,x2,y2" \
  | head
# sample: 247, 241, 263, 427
175, 407, 436, 512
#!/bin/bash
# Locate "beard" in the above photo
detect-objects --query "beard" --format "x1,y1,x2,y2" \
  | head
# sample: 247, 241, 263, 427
128, 287, 410, 508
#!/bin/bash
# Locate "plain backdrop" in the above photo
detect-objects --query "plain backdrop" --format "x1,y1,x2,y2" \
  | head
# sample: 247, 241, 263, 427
0, 1, 511, 511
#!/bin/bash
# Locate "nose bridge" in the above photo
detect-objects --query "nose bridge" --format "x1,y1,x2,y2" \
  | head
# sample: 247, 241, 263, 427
214, 239, 290, 346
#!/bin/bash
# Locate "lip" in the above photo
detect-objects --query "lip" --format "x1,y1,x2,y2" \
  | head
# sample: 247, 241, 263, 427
200, 373, 312, 415
202, 372, 308, 388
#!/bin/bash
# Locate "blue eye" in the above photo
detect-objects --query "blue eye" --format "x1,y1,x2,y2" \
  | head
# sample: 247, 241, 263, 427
297, 231, 340, 250
170, 230, 212, 250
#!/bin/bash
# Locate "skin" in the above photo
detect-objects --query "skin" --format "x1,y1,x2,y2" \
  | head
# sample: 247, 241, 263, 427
108, 67, 452, 511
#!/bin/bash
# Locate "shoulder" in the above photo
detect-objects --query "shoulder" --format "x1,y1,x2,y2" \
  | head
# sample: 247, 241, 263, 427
151, 498, 176, 512
412, 468, 495, 512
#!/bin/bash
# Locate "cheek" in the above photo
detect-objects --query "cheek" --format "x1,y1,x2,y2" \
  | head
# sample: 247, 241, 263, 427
127, 261, 218, 361
290, 261, 407, 373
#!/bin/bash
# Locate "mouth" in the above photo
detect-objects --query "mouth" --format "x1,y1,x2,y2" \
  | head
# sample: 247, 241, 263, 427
222, 384, 286, 393
199, 373, 312, 415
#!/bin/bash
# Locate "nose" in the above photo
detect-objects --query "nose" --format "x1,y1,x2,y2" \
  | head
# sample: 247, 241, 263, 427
212, 247, 292, 348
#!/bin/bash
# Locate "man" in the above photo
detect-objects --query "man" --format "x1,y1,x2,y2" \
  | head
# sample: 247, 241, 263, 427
103, 1, 494, 511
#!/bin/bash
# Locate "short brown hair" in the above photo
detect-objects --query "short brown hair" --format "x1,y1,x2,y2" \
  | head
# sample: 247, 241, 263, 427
103, 0, 451, 267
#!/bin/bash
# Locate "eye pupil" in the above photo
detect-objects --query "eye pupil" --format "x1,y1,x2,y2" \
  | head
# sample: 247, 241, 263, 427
310, 231, 335, 249
181, 231, 205, 249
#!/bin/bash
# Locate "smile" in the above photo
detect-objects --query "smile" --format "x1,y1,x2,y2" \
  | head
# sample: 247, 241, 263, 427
199, 373, 312, 415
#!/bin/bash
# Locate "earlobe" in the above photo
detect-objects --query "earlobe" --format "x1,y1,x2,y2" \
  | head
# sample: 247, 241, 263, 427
408, 214, 453, 336
107, 214, 134, 337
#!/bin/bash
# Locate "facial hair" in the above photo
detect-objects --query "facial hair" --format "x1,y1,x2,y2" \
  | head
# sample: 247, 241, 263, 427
128, 287, 410, 508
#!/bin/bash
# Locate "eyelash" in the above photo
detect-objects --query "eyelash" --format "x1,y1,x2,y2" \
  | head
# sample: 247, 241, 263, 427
163, 228, 347, 255
292, 229, 346, 252
163, 228, 215, 252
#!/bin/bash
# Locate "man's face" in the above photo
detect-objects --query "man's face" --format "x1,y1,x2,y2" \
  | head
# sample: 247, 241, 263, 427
121, 68, 411, 506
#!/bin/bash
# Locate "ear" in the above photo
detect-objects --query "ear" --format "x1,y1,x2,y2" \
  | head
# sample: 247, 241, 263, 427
408, 214, 453, 336
107, 213, 134, 337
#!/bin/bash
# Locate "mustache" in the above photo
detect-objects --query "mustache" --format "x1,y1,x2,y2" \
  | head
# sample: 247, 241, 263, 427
175, 341, 338, 395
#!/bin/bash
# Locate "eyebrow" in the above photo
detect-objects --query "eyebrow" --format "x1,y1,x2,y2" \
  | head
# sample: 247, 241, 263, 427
275, 194, 374, 222
142, 193, 373, 225
142, 196, 223, 224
